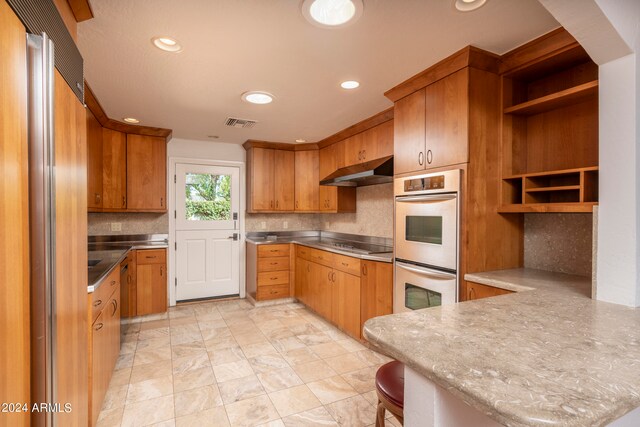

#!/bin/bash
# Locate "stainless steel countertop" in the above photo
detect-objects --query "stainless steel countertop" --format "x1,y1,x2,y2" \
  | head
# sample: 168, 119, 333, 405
246, 231, 393, 263
88, 236, 168, 293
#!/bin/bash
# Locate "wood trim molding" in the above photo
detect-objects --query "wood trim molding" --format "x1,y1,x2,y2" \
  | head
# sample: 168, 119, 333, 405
242, 140, 319, 151
67, 0, 93, 22
84, 82, 172, 140
384, 46, 500, 102
317, 107, 394, 148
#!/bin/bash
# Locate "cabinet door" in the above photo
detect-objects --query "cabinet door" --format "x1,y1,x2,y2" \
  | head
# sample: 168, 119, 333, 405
90, 311, 107, 427
319, 186, 336, 212
127, 134, 167, 211
360, 128, 378, 163
394, 89, 426, 175
343, 133, 364, 166
425, 69, 469, 169
315, 265, 333, 320
249, 148, 275, 211
274, 150, 294, 211
465, 281, 513, 301
102, 128, 127, 209
374, 120, 394, 158
86, 110, 103, 209
136, 263, 167, 315
107, 286, 121, 371
294, 257, 309, 304
360, 261, 392, 333
333, 270, 361, 339
319, 144, 337, 180
120, 251, 137, 318
294, 150, 319, 211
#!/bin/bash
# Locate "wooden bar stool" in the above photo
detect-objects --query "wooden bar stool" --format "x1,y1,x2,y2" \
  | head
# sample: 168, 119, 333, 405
375, 361, 405, 426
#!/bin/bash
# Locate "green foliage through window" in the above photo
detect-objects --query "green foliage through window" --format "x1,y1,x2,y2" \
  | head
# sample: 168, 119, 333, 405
185, 173, 231, 221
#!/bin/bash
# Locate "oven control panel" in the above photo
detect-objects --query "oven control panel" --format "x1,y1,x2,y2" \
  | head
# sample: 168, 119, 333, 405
404, 175, 445, 192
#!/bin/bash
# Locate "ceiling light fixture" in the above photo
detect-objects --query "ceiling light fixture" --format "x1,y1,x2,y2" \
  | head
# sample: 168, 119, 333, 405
295, 139, 307, 143
340, 80, 360, 89
454, 0, 487, 12
241, 91, 275, 105
123, 117, 140, 124
151, 36, 183, 52
302, 0, 363, 28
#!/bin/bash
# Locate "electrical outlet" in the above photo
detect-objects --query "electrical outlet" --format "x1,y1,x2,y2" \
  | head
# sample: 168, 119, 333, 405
261, 221, 267, 230
283, 221, 288, 229
111, 222, 122, 232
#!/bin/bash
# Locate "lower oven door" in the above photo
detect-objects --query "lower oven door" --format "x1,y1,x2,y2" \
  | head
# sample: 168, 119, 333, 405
394, 261, 457, 313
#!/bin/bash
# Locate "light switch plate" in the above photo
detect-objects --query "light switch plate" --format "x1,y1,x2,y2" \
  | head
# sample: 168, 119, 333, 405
283, 221, 288, 229
261, 221, 267, 230
111, 222, 122, 232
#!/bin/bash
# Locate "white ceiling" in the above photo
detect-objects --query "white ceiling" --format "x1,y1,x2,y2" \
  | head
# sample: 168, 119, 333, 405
78, 0, 558, 144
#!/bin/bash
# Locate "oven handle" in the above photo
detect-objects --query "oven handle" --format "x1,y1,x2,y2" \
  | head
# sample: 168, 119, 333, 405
396, 261, 456, 280
396, 194, 457, 203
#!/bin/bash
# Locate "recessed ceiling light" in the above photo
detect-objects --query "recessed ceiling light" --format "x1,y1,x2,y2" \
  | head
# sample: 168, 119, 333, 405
302, 0, 363, 28
295, 139, 307, 143
123, 117, 140, 124
151, 36, 183, 52
241, 91, 275, 105
340, 80, 360, 89
454, 0, 487, 12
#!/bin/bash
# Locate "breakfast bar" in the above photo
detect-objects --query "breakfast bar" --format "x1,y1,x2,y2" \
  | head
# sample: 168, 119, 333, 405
363, 269, 640, 427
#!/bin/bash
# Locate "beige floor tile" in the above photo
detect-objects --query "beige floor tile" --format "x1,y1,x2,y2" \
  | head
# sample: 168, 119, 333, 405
121, 341, 137, 355
171, 340, 207, 359
109, 367, 132, 387
174, 366, 216, 393
201, 326, 232, 341
170, 316, 197, 326
282, 406, 338, 427
205, 335, 239, 351
271, 336, 306, 353
139, 319, 170, 331
121, 395, 175, 427
325, 395, 376, 427
130, 359, 172, 384
324, 353, 369, 374
149, 420, 176, 427
170, 330, 204, 345
323, 329, 350, 342
174, 384, 223, 417
218, 374, 265, 404
340, 367, 377, 394
126, 375, 173, 404
138, 327, 170, 341
295, 332, 333, 346
256, 319, 286, 333
335, 339, 367, 353
170, 322, 201, 336
263, 326, 296, 341
175, 406, 230, 427
268, 384, 322, 418
196, 311, 225, 322
280, 347, 319, 365
353, 350, 391, 367
287, 323, 320, 336
306, 376, 359, 405
133, 347, 172, 366
213, 359, 255, 383
240, 341, 279, 359
228, 321, 259, 335
248, 354, 290, 374
172, 352, 211, 374
257, 367, 304, 393
101, 384, 128, 410
209, 346, 246, 366
135, 336, 171, 352
199, 319, 229, 332
225, 395, 280, 427
291, 360, 337, 383
233, 331, 269, 346
115, 353, 135, 370
96, 406, 124, 427
256, 420, 285, 427
309, 342, 349, 359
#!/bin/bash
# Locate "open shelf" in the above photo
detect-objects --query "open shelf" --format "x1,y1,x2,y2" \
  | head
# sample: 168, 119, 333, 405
500, 167, 598, 213
504, 80, 598, 116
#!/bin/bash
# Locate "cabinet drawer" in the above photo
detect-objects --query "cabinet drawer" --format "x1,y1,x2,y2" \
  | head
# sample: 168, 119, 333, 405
332, 253, 361, 277
91, 267, 119, 324
258, 256, 290, 272
137, 249, 166, 265
258, 270, 290, 286
257, 284, 290, 301
258, 244, 290, 258
307, 247, 334, 268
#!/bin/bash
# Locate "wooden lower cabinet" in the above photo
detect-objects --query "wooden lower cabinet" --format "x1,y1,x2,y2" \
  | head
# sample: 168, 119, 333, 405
294, 245, 391, 340
120, 250, 137, 318
464, 281, 514, 301
88, 276, 121, 427
136, 249, 168, 315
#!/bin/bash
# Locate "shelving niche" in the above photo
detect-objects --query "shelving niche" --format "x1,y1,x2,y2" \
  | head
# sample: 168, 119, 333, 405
499, 29, 599, 213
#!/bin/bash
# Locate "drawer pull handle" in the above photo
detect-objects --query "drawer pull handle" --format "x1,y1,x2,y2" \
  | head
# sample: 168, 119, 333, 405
94, 322, 104, 331
146, 256, 157, 259
270, 277, 278, 280
341, 262, 348, 266
270, 262, 278, 265
111, 280, 116, 286
270, 290, 278, 294
93, 299, 102, 307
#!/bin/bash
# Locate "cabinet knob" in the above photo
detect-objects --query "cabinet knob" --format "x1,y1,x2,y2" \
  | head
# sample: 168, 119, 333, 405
122, 196, 126, 207
160, 197, 164, 207
275, 200, 279, 209
426, 150, 433, 165
110, 280, 116, 286
362, 150, 366, 160
93, 299, 102, 307
94, 322, 104, 331
296, 201, 299, 209
362, 264, 367, 275
418, 151, 424, 166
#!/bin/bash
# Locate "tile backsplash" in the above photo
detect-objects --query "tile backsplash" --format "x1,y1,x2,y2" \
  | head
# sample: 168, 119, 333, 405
88, 213, 169, 236
524, 213, 593, 277
245, 213, 321, 233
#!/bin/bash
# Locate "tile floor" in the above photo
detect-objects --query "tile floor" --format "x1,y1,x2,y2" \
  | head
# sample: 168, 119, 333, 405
96, 299, 402, 427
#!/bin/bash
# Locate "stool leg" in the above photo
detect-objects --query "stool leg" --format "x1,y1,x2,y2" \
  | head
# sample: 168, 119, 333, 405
376, 400, 386, 427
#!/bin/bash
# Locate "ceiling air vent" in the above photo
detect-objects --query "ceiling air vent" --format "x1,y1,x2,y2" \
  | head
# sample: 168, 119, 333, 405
225, 117, 257, 129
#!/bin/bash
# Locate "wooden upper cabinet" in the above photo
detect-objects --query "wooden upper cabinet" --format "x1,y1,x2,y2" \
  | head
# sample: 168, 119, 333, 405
101, 128, 127, 210
86, 109, 103, 209
374, 120, 394, 158
248, 148, 275, 211
343, 133, 364, 166
294, 150, 319, 211
319, 144, 337, 180
126, 135, 167, 211
424, 68, 469, 169
274, 150, 295, 211
394, 89, 426, 175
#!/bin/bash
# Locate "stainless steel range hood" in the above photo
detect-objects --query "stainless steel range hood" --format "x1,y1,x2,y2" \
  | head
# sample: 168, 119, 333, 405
320, 155, 394, 187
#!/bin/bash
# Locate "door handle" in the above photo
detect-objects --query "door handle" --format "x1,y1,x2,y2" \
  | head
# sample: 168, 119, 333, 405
426, 150, 433, 165
94, 322, 104, 331
362, 150, 366, 160
418, 151, 424, 166
160, 197, 164, 207
112, 299, 118, 316
331, 272, 336, 282
93, 299, 102, 307
275, 200, 279, 209
227, 233, 238, 241
362, 264, 367, 276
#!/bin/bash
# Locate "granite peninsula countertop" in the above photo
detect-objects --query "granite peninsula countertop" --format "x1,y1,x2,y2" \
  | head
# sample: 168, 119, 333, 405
363, 268, 640, 427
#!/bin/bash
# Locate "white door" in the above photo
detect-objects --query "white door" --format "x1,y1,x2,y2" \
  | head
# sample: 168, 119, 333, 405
175, 163, 240, 301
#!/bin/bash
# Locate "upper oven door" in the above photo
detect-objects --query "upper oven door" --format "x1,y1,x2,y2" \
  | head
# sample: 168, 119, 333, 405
395, 193, 457, 271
